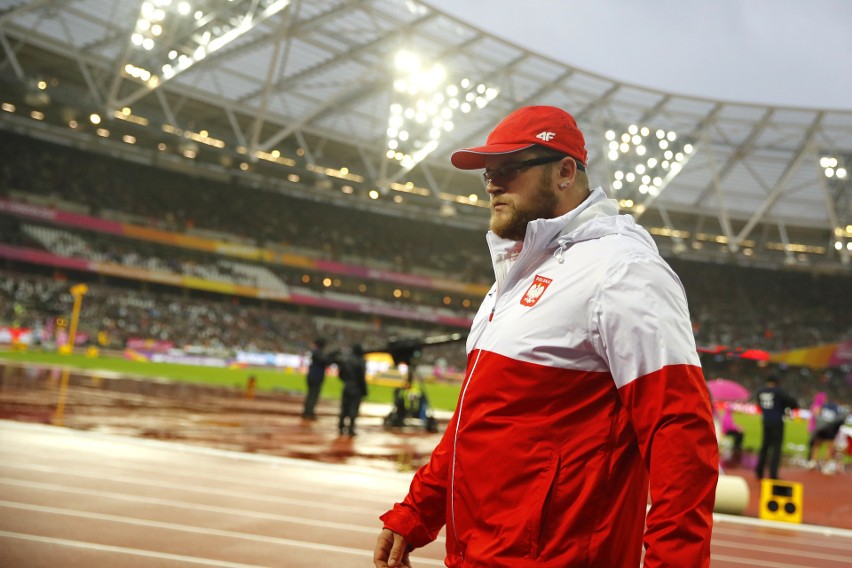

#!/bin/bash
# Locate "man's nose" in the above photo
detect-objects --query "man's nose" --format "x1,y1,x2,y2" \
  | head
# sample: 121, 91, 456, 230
485, 179, 503, 194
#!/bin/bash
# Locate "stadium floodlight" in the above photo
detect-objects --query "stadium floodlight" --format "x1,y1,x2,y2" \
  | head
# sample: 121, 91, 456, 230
386, 49, 498, 172
819, 154, 850, 263
604, 123, 695, 215
820, 155, 848, 180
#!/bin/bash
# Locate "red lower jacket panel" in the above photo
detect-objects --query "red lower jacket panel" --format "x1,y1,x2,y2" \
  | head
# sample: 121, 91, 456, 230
381, 351, 718, 567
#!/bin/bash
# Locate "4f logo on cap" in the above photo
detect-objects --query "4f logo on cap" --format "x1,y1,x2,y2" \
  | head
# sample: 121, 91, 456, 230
536, 131, 556, 141
521, 275, 552, 307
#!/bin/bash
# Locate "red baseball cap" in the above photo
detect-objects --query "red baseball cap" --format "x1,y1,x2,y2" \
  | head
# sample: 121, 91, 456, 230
451, 105, 588, 170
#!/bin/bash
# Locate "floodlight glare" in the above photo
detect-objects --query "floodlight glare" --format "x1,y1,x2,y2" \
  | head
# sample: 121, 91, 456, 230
125, 0, 291, 86
385, 51, 498, 171
395, 50, 420, 71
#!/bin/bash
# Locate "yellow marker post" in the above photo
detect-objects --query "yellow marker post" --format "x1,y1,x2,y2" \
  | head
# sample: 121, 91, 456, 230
54, 284, 88, 426
758, 479, 804, 524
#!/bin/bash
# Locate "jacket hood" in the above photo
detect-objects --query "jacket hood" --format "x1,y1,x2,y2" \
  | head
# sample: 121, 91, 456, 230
555, 187, 658, 254
487, 186, 658, 261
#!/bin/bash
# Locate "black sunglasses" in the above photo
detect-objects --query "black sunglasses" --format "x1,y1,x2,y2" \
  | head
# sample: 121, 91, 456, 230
482, 155, 584, 184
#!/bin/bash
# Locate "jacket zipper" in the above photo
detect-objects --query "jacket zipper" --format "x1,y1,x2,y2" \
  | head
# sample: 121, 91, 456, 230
449, 299, 495, 554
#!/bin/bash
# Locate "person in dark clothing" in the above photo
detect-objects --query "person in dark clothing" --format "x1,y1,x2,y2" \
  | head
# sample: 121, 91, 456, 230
807, 393, 849, 469
721, 406, 744, 465
301, 337, 331, 421
755, 375, 799, 479
335, 343, 368, 437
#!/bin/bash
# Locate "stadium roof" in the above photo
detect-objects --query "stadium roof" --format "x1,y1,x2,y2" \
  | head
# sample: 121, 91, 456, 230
0, 0, 850, 273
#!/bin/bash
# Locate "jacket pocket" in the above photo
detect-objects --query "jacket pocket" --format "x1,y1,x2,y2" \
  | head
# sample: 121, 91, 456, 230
528, 451, 561, 559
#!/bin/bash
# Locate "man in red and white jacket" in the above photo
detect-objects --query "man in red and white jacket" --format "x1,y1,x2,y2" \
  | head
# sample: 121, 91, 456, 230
374, 106, 719, 568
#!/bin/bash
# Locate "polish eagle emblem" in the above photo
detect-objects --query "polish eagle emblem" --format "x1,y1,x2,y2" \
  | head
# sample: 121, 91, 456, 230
520, 275, 552, 307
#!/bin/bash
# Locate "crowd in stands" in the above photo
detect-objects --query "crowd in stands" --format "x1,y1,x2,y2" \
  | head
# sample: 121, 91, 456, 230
0, 130, 850, 399
0, 269, 469, 370
0, 132, 492, 285
0, 214, 478, 315
671, 258, 851, 352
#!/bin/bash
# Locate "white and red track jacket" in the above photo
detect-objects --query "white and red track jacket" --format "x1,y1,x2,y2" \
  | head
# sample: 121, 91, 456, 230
380, 187, 719, 567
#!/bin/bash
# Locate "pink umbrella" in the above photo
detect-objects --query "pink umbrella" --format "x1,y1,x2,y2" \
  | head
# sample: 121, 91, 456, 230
706, 378, 750, 402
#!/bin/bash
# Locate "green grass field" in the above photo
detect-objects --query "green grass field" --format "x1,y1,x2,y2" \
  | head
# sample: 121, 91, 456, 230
0, 349, 464, 410
732, 411, 809, 455
0, 349, 814, 458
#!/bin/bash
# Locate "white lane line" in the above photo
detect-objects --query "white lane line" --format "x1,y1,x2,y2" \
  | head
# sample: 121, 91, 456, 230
0, 448, 414, 503
711, 537, 852, 563
714, 513, 852, 539
0, 530, 268, 568
712, 524, 852, 551
0, 447, 409, 504
0, 478, 375, 534
0, 462, 382, 515
0, 419, 413, 480
0, 500, 446, 565
709, 553, 820, 568
0, 477, 448, 545
0, 462, 407, 514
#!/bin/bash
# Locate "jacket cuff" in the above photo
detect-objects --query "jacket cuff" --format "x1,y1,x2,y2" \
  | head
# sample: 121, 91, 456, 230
380, 505, 439, 548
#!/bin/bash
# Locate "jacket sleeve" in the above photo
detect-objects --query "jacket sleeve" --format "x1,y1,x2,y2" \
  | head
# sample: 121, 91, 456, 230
592, 254, 719, 568
379, 404, 458, 548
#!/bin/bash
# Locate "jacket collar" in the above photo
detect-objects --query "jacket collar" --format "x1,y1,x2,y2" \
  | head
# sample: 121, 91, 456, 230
486, 187, 617, 290
486, 186, 615, 259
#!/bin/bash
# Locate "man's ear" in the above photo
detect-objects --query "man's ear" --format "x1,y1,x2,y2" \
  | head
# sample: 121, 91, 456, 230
558, 157, 577, 188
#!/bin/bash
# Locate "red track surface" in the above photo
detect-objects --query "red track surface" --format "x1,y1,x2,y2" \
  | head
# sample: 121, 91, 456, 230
2, 419, 851, 568
0, 370, 850, 566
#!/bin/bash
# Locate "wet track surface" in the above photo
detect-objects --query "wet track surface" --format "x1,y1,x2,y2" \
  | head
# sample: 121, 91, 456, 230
1, 362, 851, 568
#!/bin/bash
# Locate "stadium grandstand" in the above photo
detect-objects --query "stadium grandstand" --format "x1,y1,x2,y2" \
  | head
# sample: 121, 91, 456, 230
0, 0, 850, 377
0, 1, 851, 565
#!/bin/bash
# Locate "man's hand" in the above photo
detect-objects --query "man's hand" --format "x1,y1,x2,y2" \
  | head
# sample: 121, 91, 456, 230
374, 528, 412, 567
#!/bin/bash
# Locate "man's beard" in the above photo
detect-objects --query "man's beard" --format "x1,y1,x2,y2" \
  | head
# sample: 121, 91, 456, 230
489, 170, 559, 241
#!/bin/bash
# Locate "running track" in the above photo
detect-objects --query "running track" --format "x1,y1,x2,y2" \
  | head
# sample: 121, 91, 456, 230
1, 420, 850, 567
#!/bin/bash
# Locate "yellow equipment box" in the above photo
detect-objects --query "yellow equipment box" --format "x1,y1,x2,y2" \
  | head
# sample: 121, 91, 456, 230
758, 479, 803, 523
